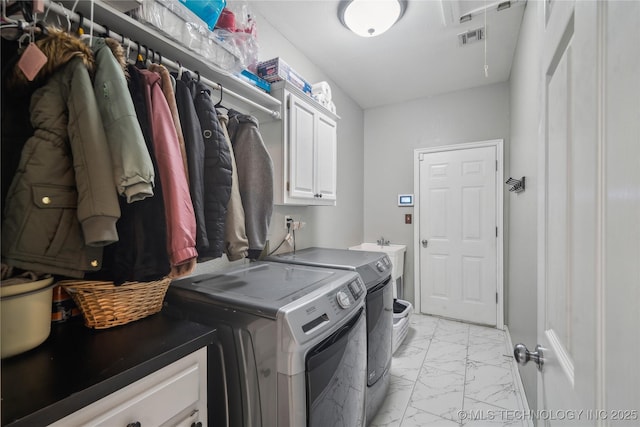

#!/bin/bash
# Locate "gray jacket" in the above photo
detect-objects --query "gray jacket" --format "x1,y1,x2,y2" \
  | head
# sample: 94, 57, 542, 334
226, 110, 274, 259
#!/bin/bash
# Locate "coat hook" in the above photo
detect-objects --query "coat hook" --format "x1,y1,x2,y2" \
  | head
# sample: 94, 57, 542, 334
60, 2, 72, 33
76, 11, 84, 35
177, 61, 183, 79
215, 84, 224, 107
135, 41, 146, 68
42, 0, 52, 21
506, 177, 526, 193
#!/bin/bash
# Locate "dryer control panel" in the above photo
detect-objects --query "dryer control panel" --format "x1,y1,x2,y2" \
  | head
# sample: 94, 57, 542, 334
329, 277, 365, 313
280, 273, 365, 350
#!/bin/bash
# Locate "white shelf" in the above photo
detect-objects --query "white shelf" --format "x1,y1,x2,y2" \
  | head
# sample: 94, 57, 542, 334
59, 0, 281, 122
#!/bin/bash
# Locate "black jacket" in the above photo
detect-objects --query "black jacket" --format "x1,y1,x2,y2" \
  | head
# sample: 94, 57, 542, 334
1, 39, 35, 215
175, 72, 232, 260
191, 79, 232, 260
174, 73, 208, 255
87, 64, 170, 283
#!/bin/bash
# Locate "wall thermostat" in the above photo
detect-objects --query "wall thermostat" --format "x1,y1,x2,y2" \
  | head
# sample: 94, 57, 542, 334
398, 194, 414, 207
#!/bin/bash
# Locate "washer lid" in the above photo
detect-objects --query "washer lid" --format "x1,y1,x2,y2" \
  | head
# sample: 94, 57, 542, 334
169, 261, 356, 318
269, 247, 385, 269
267, 247, 391, 287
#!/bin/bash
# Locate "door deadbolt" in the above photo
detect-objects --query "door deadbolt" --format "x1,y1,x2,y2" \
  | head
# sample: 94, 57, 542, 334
514, 343, 544, 371
421, 239, 428, 248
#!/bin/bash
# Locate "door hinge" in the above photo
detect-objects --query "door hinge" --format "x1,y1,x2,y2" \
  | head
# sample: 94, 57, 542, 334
496, 226, 498, 237
496, 292, 499, 303
286, 181, 290, 191
496, 160, 498, 171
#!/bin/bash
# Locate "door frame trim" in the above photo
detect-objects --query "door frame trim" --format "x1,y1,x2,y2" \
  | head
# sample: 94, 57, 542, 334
413, 139, 504, 328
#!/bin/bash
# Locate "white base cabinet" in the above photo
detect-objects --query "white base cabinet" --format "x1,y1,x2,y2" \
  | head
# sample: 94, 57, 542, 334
264, 81, 339, 206
48, 347, 207, 427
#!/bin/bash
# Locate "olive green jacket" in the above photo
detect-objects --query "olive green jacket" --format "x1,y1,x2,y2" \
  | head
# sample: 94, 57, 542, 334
2, 29, 120, 278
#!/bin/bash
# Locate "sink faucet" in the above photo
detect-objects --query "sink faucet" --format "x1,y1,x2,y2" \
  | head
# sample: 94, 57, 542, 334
377, 236, 390, 246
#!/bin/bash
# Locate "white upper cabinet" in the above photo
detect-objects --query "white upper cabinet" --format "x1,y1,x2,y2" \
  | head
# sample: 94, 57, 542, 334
264, 81, 339, 206
315, 114, 337, 201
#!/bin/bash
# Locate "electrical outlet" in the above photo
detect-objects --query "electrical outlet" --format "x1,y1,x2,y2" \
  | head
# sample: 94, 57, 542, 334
284, 215, 293, 229
291, 221, 306, 231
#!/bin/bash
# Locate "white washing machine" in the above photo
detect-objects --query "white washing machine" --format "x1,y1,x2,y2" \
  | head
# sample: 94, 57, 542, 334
164, 261, 368, 427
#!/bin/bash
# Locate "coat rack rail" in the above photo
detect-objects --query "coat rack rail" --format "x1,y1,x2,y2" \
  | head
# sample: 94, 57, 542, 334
41, 0, 281, 120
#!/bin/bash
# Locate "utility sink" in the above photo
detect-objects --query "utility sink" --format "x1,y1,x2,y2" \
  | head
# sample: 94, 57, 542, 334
348, 243, 406, 282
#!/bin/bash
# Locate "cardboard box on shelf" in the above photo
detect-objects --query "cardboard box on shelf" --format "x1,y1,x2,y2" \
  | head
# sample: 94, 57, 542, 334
256, 57, 312, 95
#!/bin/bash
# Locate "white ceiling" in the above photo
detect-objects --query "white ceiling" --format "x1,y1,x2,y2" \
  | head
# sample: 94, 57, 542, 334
252, 0, 526, 109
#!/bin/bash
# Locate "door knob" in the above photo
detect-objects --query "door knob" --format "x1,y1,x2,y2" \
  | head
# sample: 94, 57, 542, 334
421, 239, 428, 248
514, 343, 544, 371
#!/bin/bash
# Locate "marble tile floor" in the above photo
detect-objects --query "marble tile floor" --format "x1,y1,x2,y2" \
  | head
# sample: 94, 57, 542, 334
370, 314, 531, 427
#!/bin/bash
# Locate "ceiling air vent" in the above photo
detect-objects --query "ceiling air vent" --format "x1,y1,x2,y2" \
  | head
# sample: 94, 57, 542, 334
458, 27, 485, 46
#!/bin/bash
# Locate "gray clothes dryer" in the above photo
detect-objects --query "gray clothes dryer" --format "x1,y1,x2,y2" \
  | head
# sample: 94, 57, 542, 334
164, 261, 368, 427
267, 247, 394, 423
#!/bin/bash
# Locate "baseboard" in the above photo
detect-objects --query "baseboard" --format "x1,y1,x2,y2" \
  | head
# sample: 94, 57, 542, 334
504, 325, 535, 427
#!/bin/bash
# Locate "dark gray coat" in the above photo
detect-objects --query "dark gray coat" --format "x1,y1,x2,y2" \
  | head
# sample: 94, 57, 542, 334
192, 81, 232, 260
175, 73, 232, 260
175, 75, 208, 254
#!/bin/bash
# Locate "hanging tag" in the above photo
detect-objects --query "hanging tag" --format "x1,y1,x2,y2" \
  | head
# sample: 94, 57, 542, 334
17, 43, 48, 81
33, 0, 45, 13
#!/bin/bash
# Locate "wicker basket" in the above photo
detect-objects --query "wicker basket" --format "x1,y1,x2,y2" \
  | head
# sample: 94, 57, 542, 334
59, 277, 171, 329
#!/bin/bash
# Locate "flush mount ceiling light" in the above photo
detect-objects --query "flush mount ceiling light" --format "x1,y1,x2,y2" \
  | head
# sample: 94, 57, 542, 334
338, 0, 408, 38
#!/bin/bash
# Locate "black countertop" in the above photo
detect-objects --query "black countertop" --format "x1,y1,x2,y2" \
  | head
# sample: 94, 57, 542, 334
1, 311, 217, 426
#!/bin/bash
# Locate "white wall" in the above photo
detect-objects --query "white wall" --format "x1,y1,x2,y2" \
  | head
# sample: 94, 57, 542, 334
363, 83, 510, 304
507, 0, 541, 410
255, 13, 366, 253
192, 11, 364, 277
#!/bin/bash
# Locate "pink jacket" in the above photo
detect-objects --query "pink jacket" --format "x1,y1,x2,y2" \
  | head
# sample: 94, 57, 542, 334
141, 70, 197, 268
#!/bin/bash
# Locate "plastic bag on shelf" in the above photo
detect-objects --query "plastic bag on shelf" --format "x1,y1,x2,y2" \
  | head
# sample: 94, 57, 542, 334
133, 0, 244, 72
213, 0, 259, 73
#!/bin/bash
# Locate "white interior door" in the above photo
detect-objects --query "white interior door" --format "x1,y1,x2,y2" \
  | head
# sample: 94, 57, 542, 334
537, 0, 593, 415
533, 0, 640, 422
416, 142, 501, 326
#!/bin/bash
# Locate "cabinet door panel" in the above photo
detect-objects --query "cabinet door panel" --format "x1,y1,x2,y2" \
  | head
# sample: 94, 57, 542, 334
48, 348, 207, 427
288, 94, 316, 199
316, 114, 337, 201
